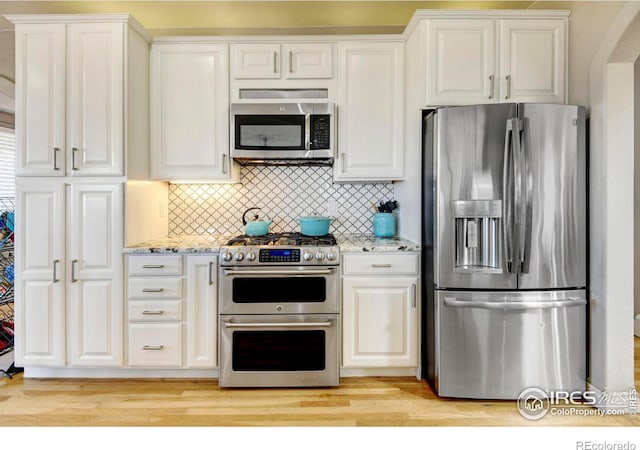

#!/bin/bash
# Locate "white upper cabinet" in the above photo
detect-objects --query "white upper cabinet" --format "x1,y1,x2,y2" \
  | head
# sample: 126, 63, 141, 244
14, 22, 126, 176
424, 17, 566, 105
231, 42, 333, 79
151, 43, 237, 181
499, 19, 565, 103
426, 19, 497, 105
334, 41, 404, 182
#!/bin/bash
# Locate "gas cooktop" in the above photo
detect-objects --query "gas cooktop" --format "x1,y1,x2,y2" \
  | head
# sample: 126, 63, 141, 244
221, 232, 339, 265
225, 232, 337, 247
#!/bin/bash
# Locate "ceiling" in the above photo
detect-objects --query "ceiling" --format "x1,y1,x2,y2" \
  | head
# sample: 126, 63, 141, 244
0, 0, 582, 35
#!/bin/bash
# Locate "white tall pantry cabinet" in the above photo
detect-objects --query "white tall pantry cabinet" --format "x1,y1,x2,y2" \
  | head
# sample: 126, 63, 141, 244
9, 14, 151, 369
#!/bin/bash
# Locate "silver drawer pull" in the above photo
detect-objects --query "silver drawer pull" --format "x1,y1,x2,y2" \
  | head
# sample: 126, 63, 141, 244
142, 288, 164, 293
142, 345, 164, 351
371, 264, 392, 268
142, 310, 164, 315
142, 264, 165, 269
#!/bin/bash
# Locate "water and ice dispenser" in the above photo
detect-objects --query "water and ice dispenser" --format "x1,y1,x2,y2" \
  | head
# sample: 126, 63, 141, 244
453, 200, 502, 273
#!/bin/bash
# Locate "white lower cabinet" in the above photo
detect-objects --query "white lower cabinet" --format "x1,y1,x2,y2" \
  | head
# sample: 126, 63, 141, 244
126, 254, 218, 369
342, 254, 419, 368
15, 181, 124, 367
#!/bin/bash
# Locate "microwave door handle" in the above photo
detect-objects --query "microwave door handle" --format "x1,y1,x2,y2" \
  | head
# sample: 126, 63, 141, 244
305, 114, 311, 150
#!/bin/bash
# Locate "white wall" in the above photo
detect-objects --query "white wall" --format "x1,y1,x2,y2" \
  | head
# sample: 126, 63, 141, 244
635, 55, 640, 337
587, 1, 640, 404
568, 2, 625, 106
0, 29, 14, 113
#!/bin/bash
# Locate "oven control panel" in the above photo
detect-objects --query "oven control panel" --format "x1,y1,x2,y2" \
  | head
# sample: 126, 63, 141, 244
220, 246, 339, 266
259, 248, 300, 263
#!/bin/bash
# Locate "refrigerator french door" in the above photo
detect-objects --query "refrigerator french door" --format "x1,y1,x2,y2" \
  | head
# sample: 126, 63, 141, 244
423, 103, 587, 399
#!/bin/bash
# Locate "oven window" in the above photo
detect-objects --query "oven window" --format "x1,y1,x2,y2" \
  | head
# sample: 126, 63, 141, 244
235, 115, 305, 149
233, 277, 326, 303
233, 330, 326, 371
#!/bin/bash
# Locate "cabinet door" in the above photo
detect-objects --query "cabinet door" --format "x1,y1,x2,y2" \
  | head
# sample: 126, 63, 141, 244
231, 43, 280, 79
14, 183, 66, 366
67, 23, 124, 176
283, 43, 333, 79
425, 19, 497, 106
185, 255, 217, 368
151, 44, 232, 180
499, 19, 566, 104
68, 183, 123, 366
14, 24, 66, 176
342, 276, 418, 368
335, 42, 404, 181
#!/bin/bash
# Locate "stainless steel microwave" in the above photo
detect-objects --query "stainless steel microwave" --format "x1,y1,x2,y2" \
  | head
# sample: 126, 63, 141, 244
230, 103, 334, 160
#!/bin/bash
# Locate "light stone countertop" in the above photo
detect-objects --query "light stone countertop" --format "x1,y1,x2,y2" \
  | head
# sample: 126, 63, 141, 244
123, 233, 419, 254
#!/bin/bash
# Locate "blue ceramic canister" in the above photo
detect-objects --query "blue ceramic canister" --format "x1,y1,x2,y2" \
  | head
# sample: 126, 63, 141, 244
373, 213, 396, 238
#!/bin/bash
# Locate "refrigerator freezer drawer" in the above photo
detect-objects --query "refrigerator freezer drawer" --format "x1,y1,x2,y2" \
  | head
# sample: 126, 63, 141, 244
435, 289, 586, 400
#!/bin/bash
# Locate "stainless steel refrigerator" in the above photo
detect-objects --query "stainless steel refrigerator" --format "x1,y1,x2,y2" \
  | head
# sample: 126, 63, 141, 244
422, 103, 587, 399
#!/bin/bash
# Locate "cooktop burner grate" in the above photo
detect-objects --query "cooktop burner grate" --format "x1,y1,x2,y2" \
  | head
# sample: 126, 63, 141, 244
226, 232, 337, 246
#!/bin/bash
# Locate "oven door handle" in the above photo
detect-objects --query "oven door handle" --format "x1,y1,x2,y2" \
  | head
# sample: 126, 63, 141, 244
223, 269, 334, 276
223, 320, 336, 329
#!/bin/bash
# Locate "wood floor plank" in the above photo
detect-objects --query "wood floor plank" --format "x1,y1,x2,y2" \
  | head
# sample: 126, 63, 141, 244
0, 338, 638, 427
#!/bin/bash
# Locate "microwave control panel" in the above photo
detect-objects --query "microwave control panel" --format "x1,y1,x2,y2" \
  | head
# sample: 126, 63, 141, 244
310, 115, 331, 149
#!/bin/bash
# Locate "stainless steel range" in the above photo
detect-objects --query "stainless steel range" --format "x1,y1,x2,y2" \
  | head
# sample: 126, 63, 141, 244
218, 232, 340, 388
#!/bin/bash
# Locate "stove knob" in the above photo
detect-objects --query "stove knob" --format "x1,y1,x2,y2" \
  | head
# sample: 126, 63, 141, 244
246, 251, 256, 262
315, 251, 325, 261
222, 251, 233, 262
326, 251, 337, 261
234, 251, 244, 261
303, 251, 314, 261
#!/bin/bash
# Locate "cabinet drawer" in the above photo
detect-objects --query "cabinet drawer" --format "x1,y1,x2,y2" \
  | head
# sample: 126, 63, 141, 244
128, 323, 183, 367
128, 255, 183, 276
343, 253, 419, 275
128, 278, 183, 299
128, 300, 183, 322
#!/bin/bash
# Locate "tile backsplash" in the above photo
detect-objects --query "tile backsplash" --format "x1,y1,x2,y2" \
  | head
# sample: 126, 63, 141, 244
168, 165, 394, 236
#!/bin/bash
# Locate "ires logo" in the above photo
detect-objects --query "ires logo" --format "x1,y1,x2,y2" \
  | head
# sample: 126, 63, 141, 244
517, 387, 551, 420
517, 387, 637, 420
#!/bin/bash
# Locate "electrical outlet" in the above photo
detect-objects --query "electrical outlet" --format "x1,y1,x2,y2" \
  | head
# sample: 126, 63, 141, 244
327, 199, 338, 216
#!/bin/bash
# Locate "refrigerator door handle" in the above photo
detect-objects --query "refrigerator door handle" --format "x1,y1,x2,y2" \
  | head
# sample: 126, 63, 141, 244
502, 121, 514, 273
443, 297, 586, 310
510, 117, 523, 275
519, 118, 532, 274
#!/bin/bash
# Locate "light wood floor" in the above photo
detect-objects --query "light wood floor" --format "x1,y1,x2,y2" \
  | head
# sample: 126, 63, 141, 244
1, 339, 639, 427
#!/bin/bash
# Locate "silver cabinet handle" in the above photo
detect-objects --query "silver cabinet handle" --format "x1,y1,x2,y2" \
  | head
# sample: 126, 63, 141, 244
289, 50, 293, 73
142, 288, 165, 293
224, 321, 335, 329
143, 345, 164, 351
208, 261, 214, 285
371, 264, 392, 268
341, 152, 346, 172
142, 310, 165, 315
222, 154, 227, 174
443, 298, 586, 310
53, 147, 61, 171
52, 259, 60, 283
71, 259, 78, 283
411, 283, 417, 308
71, 147, 79, 171
489, 75, 495, 99
273, 51, 278, 74
505, 75, 511, 99
142, 264, 164, 269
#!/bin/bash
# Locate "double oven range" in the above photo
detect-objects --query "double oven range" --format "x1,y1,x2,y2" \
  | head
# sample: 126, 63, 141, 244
219, 232, 340, 387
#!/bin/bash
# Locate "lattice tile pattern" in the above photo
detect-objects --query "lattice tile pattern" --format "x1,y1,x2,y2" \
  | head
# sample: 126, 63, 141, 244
169, 166, 394, 236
